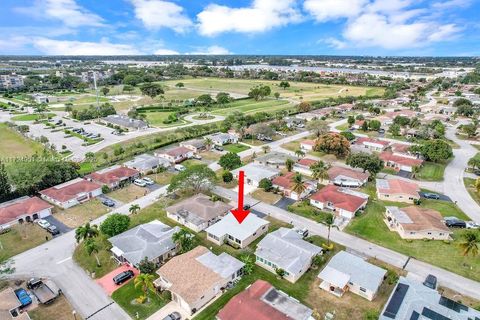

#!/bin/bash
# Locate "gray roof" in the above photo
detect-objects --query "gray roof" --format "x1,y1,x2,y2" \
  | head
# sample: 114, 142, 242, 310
380, 277, 480, 320
109, 220, 179, 266
318, 251, 386, 293
261, 286, 313, 320
196, 251, 244, 279
206, 132, 236, 142
180, 139, 206, 149
256, 228, 322, 275
205, 213, 269, 241
255, 152, 298, 165
103, 114, 148, 129
231, 163, 280, 183
124, 154, 169, 171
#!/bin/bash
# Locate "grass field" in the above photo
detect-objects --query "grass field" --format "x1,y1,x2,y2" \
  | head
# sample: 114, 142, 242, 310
0, 123, 44, 158
142, 111, 188, 127
346, 198, 480, 281
108, 184, 149, 203
29, 293, 80, 320
10, 113, 55, 121
464, 178, 480, 206
212, 99, 293, 116
0, 223, 48, 260
223, 143, 250, 153
55, 199, 110, 228
73, 235, 119, 279
416, 161, 447, 181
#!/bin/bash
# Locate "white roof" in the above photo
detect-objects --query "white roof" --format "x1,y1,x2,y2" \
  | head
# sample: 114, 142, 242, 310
231, 163, 279, 183
205, 213, 269, 241
318, 266, 350, 288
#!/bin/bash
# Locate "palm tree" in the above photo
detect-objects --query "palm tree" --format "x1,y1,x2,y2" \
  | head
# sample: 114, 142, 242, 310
240, 254, 254, 275
458, 231, 480, 257
275, 268, 286, 279
205, 137, 213, 151
311, 161, 330, 182
172, 228, 196, 253
84, 238, 101, 267
292, 173, 306, 196
295, 149, 305, 158
75, 222, 98, 243
475, 178, 480, 193
411, 165, 420, 179
324, 213, 338, 246
262, 145, 270, 154
134, 273, 156, 302
285, 158, 294, 172
129, 204, 140, 215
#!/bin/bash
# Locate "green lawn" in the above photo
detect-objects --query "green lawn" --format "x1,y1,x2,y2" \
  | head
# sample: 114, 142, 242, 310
0, 123, 45, 158
223, 143, 250, 153
142, 111, 188, 127
212, 99, 293, 116
281, 140, 301, 152
346, 199, 480, 281
11, 113, 55, 121
416, 161, 447, 181
287, 200, 331, 223
464, 178, 480, 206
112, 279, 170, 320
0, 224, 48, 261
72, 235, 118, 278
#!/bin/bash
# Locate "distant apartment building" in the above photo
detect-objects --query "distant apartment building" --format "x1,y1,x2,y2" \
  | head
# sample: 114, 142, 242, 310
0, 74, 24, 90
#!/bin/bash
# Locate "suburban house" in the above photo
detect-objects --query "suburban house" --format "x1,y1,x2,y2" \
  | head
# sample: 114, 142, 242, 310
384, 206, 451, 240
85, 165, 139, 189
285, 117, 305, 128
254, 152, 298, 169
255, 228, 322, 283
293, 158, 317, 176
355, 137, 390, 152
0, 196, 53, 228
300, 139, 316, 151
217, 280, 314, 320
124, 154, 170, 174
310, 185, 369, 219
380, 277, 480, 320
39, 178, 102, 209
271, 172, 316, 200
0, 287, 31, 320
155, 146, 194, 164
325, 166, 370, 187
180, 139, 207, 153
102, 114, 148, 131
165, 194, 232, 232
154, 246, 244, 315
390, 143, 416, 158
205, 213, 269, 249
231, 163, 280, 188
108, 220, 180, 268
352, 119, 365, 130
318, 251, 386, 301
376, 179, 420, 203
380, 152, 424, 172
206, 132, 238, 146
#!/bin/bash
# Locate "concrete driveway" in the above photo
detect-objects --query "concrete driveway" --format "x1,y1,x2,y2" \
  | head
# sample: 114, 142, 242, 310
43, 215, 72, 234
97, 194, 124, 208
146, 301, 189, 320
419, 192, 452, 202
274, 197, 295, 210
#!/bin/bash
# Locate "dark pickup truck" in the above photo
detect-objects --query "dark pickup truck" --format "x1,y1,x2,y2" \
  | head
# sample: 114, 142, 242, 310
26, 278, 59, 305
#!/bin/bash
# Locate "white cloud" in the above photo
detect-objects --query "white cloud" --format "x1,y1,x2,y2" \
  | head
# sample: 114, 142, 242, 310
32, 38, 141, 55
188, 45, 232, 55
427, 24, 461, 42
154, 48, 180, 55
432, 0, 472, 9
304, 0, 367, 22
130, 0, 192, 33
324, 37, 348, 49
16, 0, 104, 27
197, 0, 302, 36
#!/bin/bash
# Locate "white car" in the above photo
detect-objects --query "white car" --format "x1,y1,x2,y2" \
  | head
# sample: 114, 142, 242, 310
174, 164, 186, 172
37, 219, 51, 229
192, 154, 202, 160
134, 179, 147, 187
141, 177, 155, 185
466, 221, 480, 229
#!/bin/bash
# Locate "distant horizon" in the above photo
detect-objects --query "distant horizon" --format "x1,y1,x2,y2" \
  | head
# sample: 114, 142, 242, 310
0, 54, 478, 58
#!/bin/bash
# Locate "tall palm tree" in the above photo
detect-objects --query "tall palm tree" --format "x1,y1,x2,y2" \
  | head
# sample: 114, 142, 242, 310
311, 161, 331, 182
240, 254, 254, 275
458, 231, 480, 257
172, 228, 196, 253
295, 149, 305, 158
205, 137, 213, 151
134, 273, 156, 302
84, 238, 101, 267
292, 173, 306, 196
262, 145, 270, 154
285, 158, 294, 172
129, 204, 140, 215
324, 213, 338, 246
75, 222, 98, 243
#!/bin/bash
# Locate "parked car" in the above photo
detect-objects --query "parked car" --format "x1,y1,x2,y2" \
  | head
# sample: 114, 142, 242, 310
113, 270, 135, 285
466, 221, 480, 229
174, 164, 186, 172
445, 218, 466, 228
213, 145, 224, 151
243, 204, 251, 210
423, 193, 440, 200
378, 128, 385, 134
14, 288, 32, 307
102, 199, 115, 207
37, 219, 51, 229
163, 312, 181, 320
423, 274, 437, 289
0, 225, 11, 234
47, 225, 60, 236
192, 154, 202, 160
141, 177, 155, 185
295, 228, 309, 238
134, 179, 147, 187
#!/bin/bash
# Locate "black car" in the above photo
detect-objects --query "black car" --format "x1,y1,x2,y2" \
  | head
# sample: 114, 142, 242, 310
213, 145, 224, 151
445, 219, 466, 228
423, 274, 437, 289
113, 270, 134, 285
423, 193, 440, 200
102, 199, 115, 207
47, 225, 60, 236
243, 204, 251, 210
162, 312, 181, 320
378, 128, 385, 134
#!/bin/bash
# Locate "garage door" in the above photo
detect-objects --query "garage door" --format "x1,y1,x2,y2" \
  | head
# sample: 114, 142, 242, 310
400, 165, 412, 172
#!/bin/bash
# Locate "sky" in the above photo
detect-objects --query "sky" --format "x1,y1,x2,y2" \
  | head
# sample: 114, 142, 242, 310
0, 0, 479, 56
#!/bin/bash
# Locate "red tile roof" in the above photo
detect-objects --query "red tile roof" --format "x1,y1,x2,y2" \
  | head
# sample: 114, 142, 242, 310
297, 158, 316, 167
217, 280, 295, 320
85, 166, 139, 185
380, 152, 423, 167
391, 143, 411, 154
300, 139, 316, 146
327, 166, 370, 181
40, 179, 101, 203
356, 137, 390, 147
272, 172, 306, 191
0, 197, 52, 225
377, 179, 420, 197
310, 185, 367, 212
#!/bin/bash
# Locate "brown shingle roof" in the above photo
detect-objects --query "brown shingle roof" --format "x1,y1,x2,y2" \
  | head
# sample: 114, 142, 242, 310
0, 287, 21, 312
327, 166, 370, 182
377, 179, 420, 197
395, 206, 450, 232
165, 194, 232, 221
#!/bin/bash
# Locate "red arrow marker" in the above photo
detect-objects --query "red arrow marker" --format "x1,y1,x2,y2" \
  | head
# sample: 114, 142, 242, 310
231, 170, 250, 224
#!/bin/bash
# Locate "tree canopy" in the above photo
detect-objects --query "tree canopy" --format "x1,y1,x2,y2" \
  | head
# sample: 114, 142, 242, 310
410, 140, 452, 162
168, 164, 216, 193
314, 133, 350, 158
140, 83, 164, 99
100, 214, 130, 237
346, 152, 383, 177
218, 152, 242, 171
